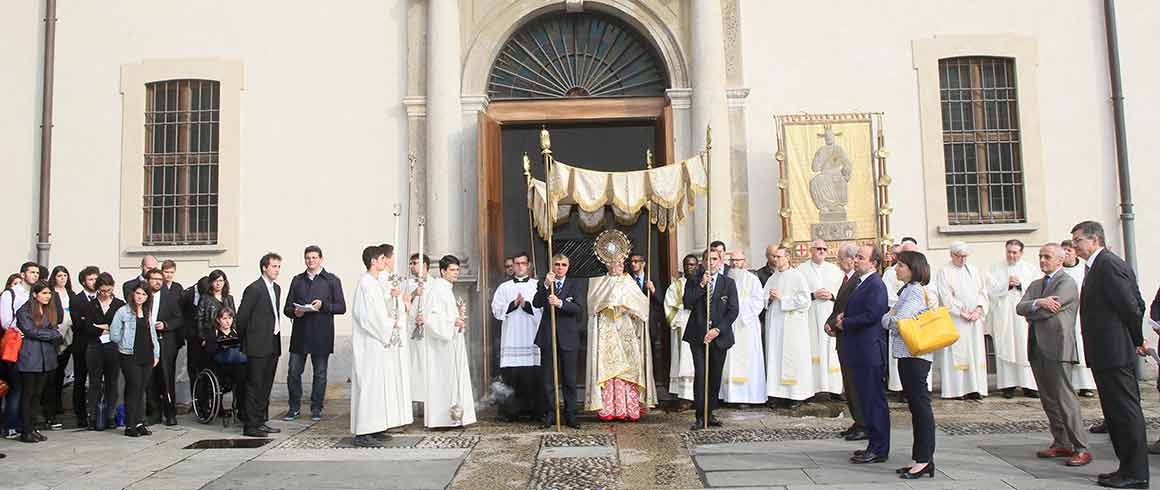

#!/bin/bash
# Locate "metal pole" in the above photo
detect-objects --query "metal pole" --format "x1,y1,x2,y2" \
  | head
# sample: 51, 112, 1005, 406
36, 0, 58, 266
541, 127, 562, 433
1102, 0, 1136, 271
523, 153, 538, 277
703, 126, 712, 430
645, 148, 653, 409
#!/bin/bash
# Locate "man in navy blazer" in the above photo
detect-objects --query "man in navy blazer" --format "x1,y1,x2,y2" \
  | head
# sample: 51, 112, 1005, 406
835, 245, 890, 464
683, 248, 739, 430
532, 254, 586, 429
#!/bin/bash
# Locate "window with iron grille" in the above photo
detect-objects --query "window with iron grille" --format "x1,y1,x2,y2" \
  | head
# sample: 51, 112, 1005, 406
939, 57, 1025, 225
143, 79, 219, 245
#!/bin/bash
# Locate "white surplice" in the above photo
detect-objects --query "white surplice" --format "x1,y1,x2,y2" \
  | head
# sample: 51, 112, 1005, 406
420, 276, 477, 428
763, 268, 814, 401
796, 260, 844, 395
490, 278, 543, 368
406, 274, 432, 402
350, 272, 412, 435
1061, 260, 1096, 390
719, 268, 767, 404
664, 277, 695, 400
987, 260, 1039, 391
933, 263, 989, 399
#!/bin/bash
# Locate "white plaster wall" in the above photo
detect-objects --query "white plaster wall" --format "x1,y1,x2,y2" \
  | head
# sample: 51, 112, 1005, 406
739, 0, 1140, 272
0, 1, 44, 266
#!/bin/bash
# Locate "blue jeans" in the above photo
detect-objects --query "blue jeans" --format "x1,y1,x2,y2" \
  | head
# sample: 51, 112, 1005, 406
2, 362, 23, 433
287, 352, 328, 414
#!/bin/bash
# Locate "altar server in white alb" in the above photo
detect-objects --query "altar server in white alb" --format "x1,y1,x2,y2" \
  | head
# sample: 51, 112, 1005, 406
405, 253, 433, 403
418, 255, 476, 428
763, 245, 814, 407
796, 240, 844, 397
719, 250, 767, 405
350, 244, 412, 448
933, 241, 989, 400
987, 239, 1039, 398
665, 254, 698, 403
489, 252, 544, 422
1059, 239, 1095, 396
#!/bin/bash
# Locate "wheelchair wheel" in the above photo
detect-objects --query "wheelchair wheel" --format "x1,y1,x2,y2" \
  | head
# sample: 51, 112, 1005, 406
192, 368, 221, 424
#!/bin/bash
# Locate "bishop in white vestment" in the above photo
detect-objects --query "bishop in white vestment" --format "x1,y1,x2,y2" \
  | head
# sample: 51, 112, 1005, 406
665, 255, 698, 401
763, 248, 814, 403
350, 245, 412, 447
719, 252, 767, 404
1060, 243, 1096, 392
419, 256, 476, 428
933, 242, 989, 399
796, 241, 843, 395
489, 254, 544, 421
986, 242, 1039, 396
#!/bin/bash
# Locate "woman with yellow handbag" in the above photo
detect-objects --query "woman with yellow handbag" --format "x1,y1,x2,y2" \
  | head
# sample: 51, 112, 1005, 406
881, 251, 940, 479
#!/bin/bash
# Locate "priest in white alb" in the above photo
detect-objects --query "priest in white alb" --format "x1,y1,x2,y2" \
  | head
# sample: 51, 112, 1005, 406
796, 240, 843, 397
665, 254, 698, 403
987, 239, 1039, 398
763, 245, 814, 407
418, 255, 476, 428
405, 253, 432, 403
1060, 239, 1095, 395
350, 244, 412, 448
719, 250, 767, 404
489, 252, 544, 422
933, 241, 989, 400
584, 231, 657, 421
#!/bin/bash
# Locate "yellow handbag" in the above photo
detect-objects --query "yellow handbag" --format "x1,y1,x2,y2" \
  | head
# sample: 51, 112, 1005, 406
897, 287, 959, 356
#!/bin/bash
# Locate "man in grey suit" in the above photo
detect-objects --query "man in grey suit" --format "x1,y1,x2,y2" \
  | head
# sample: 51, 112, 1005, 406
1017, 243, 1091, 467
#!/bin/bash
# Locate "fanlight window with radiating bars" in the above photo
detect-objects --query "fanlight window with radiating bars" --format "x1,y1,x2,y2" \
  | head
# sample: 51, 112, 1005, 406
143, 79, 220, 246
487, 11, 668, 99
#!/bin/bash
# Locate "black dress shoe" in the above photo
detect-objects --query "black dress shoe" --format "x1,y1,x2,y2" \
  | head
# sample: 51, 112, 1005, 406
242, 427, 266, 437
899, 463, 935, 479
1090, 422, 1108, 434
20, 432, 39, 443
259, 424, 281, 434
850, 452, 887, 464
164, 416, 177, 426
1098, 475, 1149, 489
690, 419, 705, 431
124, 427, 140, 438
844, 429, 869, 441
136, 425, 152, 436
853, 449, 867, 457
566, 421, 582, 430
1001, 388, 1015, 399
707, 416, 722, 427
1099, 471, 1120, 481
1023, 389, 1039, 399
33, 429, 47, 441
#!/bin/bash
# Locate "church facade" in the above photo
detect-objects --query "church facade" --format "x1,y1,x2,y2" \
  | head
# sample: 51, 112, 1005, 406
3, 0, 1159, 398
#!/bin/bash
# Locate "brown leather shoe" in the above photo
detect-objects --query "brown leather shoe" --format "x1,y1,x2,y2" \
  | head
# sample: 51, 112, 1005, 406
1036, 447, 1075, 458
1065, 451, 1092, 466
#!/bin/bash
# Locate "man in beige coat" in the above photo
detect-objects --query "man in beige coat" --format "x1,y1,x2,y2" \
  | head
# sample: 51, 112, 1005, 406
1016, 243, 1091, 467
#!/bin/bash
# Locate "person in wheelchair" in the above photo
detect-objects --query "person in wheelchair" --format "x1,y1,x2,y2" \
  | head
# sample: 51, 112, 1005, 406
196, 308, 247, 424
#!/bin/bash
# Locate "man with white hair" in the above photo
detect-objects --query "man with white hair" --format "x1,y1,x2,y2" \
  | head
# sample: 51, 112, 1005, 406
933, 241, 989, 399
988, 239, 1040, 399
796, 239, 843, 397
719, 250, 767, 405
1060, 239, 1096, 397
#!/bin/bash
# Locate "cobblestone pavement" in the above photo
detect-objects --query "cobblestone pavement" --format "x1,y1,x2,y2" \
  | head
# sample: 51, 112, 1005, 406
2, 383, 1160, 489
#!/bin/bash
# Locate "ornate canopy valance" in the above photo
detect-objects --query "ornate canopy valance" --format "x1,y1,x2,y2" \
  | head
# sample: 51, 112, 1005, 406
527, 156, 707, 238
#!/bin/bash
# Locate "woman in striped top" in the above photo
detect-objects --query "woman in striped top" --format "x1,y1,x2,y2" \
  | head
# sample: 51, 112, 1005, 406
881, 251, 938, 479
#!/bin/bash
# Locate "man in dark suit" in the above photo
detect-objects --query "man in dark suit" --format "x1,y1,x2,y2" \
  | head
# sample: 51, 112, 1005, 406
237, 253, 284, 437
825, 244, 865, 441
835, 245, 890, 464
144, 268, 185, 426
532, 253, 586, 429
1016, 243, 1091, 466
683, 248, 739, 430
122, 255, 159, 300
1071, 221, 1148, 489
282, 245, 346, 422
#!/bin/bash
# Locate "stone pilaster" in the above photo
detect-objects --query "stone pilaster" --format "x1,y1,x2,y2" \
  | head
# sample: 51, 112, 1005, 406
426, 0, 464, 259
690, 0, 735, 248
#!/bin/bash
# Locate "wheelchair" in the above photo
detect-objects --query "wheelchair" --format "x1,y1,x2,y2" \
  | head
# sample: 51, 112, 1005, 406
192, 361, 243, 427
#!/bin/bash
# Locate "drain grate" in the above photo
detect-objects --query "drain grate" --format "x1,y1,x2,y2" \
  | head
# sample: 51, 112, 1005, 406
184, 438, 273, 449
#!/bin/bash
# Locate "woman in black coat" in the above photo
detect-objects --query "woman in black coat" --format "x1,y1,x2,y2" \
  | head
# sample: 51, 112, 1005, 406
197, 270, 236, 345
85, 273, 125, 430
15, 282, 62, 443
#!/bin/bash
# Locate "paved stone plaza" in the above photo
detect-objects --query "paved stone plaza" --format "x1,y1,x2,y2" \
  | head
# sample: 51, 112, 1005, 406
3, 383, 1160, 489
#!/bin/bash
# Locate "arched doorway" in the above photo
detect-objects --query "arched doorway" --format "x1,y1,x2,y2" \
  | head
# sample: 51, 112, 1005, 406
477, 9, 679, 395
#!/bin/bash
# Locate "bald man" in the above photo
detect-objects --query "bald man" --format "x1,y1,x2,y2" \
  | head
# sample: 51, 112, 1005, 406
123, 255, 159, 300
753, 245, 779, 287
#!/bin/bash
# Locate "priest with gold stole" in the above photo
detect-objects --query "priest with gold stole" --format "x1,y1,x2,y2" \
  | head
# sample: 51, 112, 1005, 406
584, 230, 658, 421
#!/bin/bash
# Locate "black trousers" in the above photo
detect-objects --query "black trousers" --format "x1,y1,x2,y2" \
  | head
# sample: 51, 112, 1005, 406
1092, 365, 1149, 480
120, 355, 152, 427
41, 348, 71, 418
72, 344, 89, 421
852, 363, 890, 456
20, 371, 49, 433
86, 343, 120, 427
690, 342, 726, 421
839, 351, 866, 429
147, 333, 183, 420
186, 338, 208, 399
541, 347, 578, 424
898, 357, 935, 464
244, 355, 278, 429
499, 366, 544, 420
